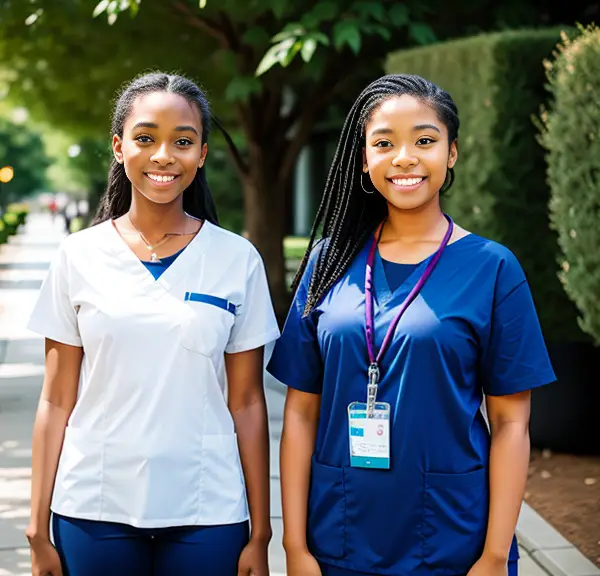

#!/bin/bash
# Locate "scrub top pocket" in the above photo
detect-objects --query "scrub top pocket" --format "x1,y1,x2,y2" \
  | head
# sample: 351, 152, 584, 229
422, 467, 488, 573
180, 294, 235, 358
307, 458, 346, 560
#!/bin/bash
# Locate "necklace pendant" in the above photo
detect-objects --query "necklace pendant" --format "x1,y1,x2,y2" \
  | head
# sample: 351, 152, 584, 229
151, 252, 160, 262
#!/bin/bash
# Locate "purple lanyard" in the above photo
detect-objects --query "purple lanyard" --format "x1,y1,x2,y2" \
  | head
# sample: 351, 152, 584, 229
364, 214, 454, 414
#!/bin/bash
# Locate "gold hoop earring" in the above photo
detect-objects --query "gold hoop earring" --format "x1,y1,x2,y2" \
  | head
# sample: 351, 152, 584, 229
361, 172, 375, 194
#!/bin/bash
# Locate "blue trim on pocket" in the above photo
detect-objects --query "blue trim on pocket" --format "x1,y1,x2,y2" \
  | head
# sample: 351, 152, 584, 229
184, 292, 237, 315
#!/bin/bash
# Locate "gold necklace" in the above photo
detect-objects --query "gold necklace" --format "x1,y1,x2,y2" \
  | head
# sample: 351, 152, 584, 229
126, 215, 196, 262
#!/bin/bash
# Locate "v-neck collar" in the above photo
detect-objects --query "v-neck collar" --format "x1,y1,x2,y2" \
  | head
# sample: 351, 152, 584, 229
104, 219, 212, 300
372, 247, 428, 307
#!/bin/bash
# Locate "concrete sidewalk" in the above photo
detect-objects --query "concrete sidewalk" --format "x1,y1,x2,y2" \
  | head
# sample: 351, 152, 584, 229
0, 214, 597, 576
0, 214, 63, 575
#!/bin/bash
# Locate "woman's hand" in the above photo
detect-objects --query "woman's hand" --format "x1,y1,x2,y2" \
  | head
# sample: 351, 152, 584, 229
286, 546, 322, 576
237, 536, 269, 576
467, 553, 508, 576
29, 535, 63, 576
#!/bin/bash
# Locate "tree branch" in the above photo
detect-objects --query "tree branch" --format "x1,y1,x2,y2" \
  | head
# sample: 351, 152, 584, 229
217, 11, 242, 53
171, 1, 229, 48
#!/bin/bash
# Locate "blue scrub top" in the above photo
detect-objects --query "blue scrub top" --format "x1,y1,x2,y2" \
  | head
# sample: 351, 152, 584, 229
267, 233, 555, 576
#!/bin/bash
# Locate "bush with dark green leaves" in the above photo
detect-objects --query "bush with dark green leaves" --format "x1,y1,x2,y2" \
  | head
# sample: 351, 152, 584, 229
386, 28, 582, 342
540, 26, 600, 345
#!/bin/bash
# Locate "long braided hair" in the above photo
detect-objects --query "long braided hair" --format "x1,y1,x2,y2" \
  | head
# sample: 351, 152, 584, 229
296, 74, 460, 316
93, 72, 219, 225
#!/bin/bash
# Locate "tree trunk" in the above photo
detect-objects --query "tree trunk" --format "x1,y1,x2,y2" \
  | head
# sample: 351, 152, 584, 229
242, 153, 290, 324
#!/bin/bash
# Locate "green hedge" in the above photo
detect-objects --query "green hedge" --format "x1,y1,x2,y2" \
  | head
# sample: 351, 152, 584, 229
2, 212, 19, 236
0, 206, 28, 240
541, 26, 600, 344
386, 28, 582, 342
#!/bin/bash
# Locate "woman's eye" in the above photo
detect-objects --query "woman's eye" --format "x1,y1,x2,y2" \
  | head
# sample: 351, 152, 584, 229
176, 138, 193, 146
417, 137, 436, 145
374, 141, 392, 148
135, 135, 153, 144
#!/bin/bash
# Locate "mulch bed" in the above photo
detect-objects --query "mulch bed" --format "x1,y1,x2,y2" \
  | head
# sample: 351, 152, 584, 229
525, 449, 600, 567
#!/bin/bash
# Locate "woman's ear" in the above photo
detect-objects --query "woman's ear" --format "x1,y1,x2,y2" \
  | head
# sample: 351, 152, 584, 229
448, 140, 458, 169
112, 135, 124, 165
198, 143, 208, 169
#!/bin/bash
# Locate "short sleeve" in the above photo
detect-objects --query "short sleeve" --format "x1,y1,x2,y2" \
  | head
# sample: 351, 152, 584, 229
481, 274, 556, 396
225, 248, 280, 354
27, 243, 82, 347
266, 246, 324, 394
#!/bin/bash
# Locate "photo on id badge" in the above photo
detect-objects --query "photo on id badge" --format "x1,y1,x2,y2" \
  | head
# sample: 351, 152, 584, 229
348, 401, 391, 469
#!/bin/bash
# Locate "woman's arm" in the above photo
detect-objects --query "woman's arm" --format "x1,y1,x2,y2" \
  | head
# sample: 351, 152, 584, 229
469, 390, 531, 574
26, 339, 82, 543
280, 388, 321, 555
225, 348, 272, 546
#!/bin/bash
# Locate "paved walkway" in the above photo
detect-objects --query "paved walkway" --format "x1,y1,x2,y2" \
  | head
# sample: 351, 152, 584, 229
0, 214, 597, 576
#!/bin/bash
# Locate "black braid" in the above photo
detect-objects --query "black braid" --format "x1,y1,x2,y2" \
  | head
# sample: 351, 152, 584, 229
296, 74, 460, 316
92, 72, 230, 226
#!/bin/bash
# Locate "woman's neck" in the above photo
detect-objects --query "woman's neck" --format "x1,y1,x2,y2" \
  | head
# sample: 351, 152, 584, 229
127, 193, 189, 241
382, 200, 446, 244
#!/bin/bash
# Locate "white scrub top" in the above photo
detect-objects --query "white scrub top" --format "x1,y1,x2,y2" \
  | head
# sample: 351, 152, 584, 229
27, 220, 280, 528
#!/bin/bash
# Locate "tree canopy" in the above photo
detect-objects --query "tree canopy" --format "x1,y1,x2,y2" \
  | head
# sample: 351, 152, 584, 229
1, 0, 593, 315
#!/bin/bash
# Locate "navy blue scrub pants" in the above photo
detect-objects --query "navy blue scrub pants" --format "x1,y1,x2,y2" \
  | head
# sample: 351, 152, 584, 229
319, 560, 519, 575
52, 514, 249, 576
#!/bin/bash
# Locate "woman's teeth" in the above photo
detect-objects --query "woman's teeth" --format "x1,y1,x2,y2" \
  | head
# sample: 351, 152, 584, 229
147, 174, 176, 183
391, 177, 424, 187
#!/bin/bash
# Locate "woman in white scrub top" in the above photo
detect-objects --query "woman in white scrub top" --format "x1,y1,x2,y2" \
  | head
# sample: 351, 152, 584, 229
26, 72, 280, 576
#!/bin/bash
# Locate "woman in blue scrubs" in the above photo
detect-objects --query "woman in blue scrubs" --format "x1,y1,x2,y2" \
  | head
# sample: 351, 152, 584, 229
268, 74, 555, 576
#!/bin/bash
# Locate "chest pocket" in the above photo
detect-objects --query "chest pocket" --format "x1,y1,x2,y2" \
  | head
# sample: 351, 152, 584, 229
180, 293, 236, 357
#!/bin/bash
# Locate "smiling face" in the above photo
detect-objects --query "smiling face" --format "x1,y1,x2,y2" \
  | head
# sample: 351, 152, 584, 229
363, 95, 457, 212
112, 91, 208, 206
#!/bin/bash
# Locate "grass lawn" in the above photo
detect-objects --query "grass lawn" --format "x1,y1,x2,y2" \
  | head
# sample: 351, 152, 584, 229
284, 236, 309, 262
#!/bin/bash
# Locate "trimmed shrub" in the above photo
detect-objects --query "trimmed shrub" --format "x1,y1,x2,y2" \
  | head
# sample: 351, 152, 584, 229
2, 212, 19, 236
0, 220, 7, 244
540, 26, 600, 344
386, 28, 582, 342
6, 204, 29, 226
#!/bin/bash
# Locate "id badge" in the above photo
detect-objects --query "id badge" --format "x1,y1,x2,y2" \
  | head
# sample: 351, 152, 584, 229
348, 401, 391, 469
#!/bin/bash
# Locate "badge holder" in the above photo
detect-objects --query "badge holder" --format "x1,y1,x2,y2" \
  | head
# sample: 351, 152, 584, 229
348, 364, 390, 469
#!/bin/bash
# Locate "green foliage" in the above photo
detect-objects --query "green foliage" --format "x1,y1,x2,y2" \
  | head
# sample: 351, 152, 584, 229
0, 0, 582, 311
89, 0, 436, 77
0, 117, 50, 204
386, 28, 582, 342
0, 1, 231, 137
2, 211, 20, 236
255, 3, 436, 75
7, 203, 29, 226
540, 25, 600, 344
3, 212, 19, 226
